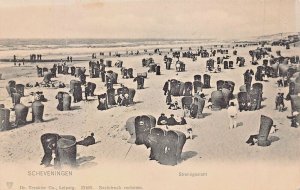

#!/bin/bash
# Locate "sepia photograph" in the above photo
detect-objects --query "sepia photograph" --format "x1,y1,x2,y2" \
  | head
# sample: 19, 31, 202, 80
0, 0, 299, 189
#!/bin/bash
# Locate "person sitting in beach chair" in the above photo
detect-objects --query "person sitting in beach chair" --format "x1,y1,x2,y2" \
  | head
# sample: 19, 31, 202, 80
97, 93, 108, 110
120, 93, 129, 107
117, 93, 129, 106
117, 94, 124, 106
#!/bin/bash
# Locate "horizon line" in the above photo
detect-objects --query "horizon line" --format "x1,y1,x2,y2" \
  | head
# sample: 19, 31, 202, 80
0, 37, 216, 40
0, 31, 298, 41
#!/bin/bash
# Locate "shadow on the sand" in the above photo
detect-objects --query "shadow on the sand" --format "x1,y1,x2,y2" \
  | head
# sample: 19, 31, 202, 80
133, 101, 144, 104
237, 122, 244, 127
43, 117, 59, 122
71, 106, 82, 110
6, 123, 28, 131
191, 135, 198, 139
181, 151, 198, 161
5, 117, 58, 130
77, 156, 97, 169
77, 156, 96, 164
260, 105, 267, 109
78, 162, 98, 169
84, 99, 98, 102
269, 136, 280, 143
202, 113, 211, 118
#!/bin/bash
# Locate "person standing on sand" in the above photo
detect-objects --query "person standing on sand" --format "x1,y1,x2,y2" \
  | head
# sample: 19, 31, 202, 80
277, 93, 285, 112
84, 84, 89, 101
227, 102, 238, 129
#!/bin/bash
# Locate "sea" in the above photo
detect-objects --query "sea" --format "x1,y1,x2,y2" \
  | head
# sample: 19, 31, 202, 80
0, 38, 215, 51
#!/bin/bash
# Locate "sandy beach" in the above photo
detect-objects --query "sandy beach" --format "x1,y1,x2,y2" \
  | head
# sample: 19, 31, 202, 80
0, 0, 299, 188
0, 42, 299, 190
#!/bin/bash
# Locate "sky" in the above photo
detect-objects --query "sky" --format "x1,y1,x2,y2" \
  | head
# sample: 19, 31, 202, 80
0, 0, 298, 39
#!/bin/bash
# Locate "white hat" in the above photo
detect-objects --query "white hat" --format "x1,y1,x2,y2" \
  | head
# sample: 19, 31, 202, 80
293, 111, 299, 116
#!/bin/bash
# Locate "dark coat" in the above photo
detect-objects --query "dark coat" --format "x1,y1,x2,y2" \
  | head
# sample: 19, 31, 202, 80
167, 117, 178, 126
157, 116, 168, 125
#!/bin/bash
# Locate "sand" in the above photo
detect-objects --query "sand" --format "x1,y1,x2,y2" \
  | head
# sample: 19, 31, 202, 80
0, 44, 299, 190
